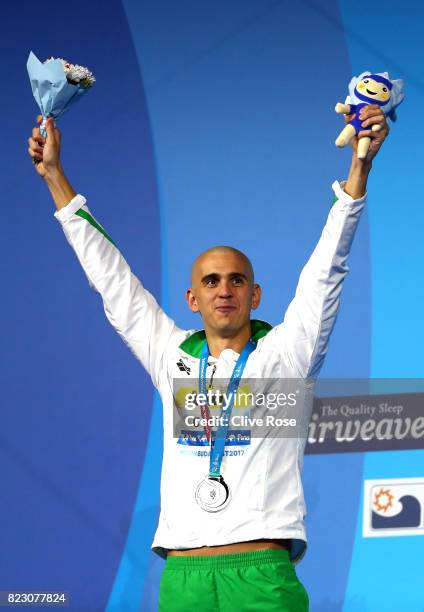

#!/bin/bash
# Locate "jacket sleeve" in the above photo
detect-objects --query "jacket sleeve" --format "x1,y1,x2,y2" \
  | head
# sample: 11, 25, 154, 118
54, 194, 182, 389
273, 180, 366, 378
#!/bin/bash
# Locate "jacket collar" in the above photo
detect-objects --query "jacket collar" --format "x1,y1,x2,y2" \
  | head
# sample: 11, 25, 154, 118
179, 319, 273, 359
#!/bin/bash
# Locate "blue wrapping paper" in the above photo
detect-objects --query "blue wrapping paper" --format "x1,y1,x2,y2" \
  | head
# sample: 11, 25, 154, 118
27, 51, 93, 137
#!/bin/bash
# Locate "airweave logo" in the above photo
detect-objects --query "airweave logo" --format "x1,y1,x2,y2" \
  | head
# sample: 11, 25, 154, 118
363, 478, 424, 538
306, 383, 424, 454
176, 359, 191, 375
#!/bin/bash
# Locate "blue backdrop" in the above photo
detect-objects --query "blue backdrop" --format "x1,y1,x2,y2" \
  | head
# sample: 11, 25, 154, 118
1, 1, 423, 610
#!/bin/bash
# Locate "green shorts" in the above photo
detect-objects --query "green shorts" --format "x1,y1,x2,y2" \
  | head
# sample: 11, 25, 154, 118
158, 548, 309, 611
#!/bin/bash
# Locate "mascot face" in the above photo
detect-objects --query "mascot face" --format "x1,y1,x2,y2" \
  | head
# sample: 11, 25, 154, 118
355, 76, 391, 103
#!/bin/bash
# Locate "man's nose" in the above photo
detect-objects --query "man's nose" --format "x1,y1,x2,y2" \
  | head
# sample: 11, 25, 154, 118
218, 280, 233, 297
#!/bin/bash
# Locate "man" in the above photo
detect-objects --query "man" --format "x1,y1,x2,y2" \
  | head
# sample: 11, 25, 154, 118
28, 106, 388, 611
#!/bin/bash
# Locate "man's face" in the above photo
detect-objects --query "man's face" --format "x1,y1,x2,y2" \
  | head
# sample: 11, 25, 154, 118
186, 250, 261, 336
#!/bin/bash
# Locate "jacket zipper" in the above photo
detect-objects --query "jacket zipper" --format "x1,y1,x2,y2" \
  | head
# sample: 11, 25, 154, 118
208, 364, 217, 389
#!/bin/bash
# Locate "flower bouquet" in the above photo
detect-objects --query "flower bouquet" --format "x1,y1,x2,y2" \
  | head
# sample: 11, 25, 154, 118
27, 50, 95, 137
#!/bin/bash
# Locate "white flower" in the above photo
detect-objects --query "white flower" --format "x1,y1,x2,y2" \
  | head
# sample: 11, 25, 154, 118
43, 56, 96, 87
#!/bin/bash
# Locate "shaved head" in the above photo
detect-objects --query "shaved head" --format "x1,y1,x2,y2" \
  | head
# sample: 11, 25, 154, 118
191, 246, 254, 286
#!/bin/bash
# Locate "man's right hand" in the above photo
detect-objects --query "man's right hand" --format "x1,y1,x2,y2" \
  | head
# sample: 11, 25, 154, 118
27, 115, 76, 210
28, 115, 62, 180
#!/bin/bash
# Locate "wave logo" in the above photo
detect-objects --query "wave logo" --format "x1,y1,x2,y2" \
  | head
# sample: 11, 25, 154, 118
363, 478, 424, 538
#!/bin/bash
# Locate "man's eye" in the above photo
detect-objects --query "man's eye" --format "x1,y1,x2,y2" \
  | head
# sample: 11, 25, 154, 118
232, 277, 243, 285
206, 279, 217, 287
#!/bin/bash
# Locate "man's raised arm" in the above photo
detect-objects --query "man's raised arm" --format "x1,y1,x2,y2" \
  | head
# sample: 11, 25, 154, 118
28, 116, 183, 388
272, 104, 389, 378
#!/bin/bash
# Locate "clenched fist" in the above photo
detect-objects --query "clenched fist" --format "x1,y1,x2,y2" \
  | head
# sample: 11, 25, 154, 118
27, 115, 62, 180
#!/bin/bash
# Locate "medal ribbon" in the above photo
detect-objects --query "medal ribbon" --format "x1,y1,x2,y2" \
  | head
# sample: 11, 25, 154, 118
199, 338, 256, 478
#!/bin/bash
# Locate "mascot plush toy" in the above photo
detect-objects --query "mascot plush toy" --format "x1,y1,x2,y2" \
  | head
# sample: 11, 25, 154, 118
335, 71, 404, 159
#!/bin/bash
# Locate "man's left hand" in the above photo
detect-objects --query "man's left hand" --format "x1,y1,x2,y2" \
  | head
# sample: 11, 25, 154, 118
346, 104, 389, 164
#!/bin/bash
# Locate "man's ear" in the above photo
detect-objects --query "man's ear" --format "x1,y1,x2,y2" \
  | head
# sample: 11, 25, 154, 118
186, 288, 199, 313
251, 283, 261, 310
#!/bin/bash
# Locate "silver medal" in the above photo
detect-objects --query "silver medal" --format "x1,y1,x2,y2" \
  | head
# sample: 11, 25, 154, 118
195, 475, 230, 512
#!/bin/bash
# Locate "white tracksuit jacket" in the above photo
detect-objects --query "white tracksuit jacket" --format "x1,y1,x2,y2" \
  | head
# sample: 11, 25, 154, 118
54, 180, 366, 563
